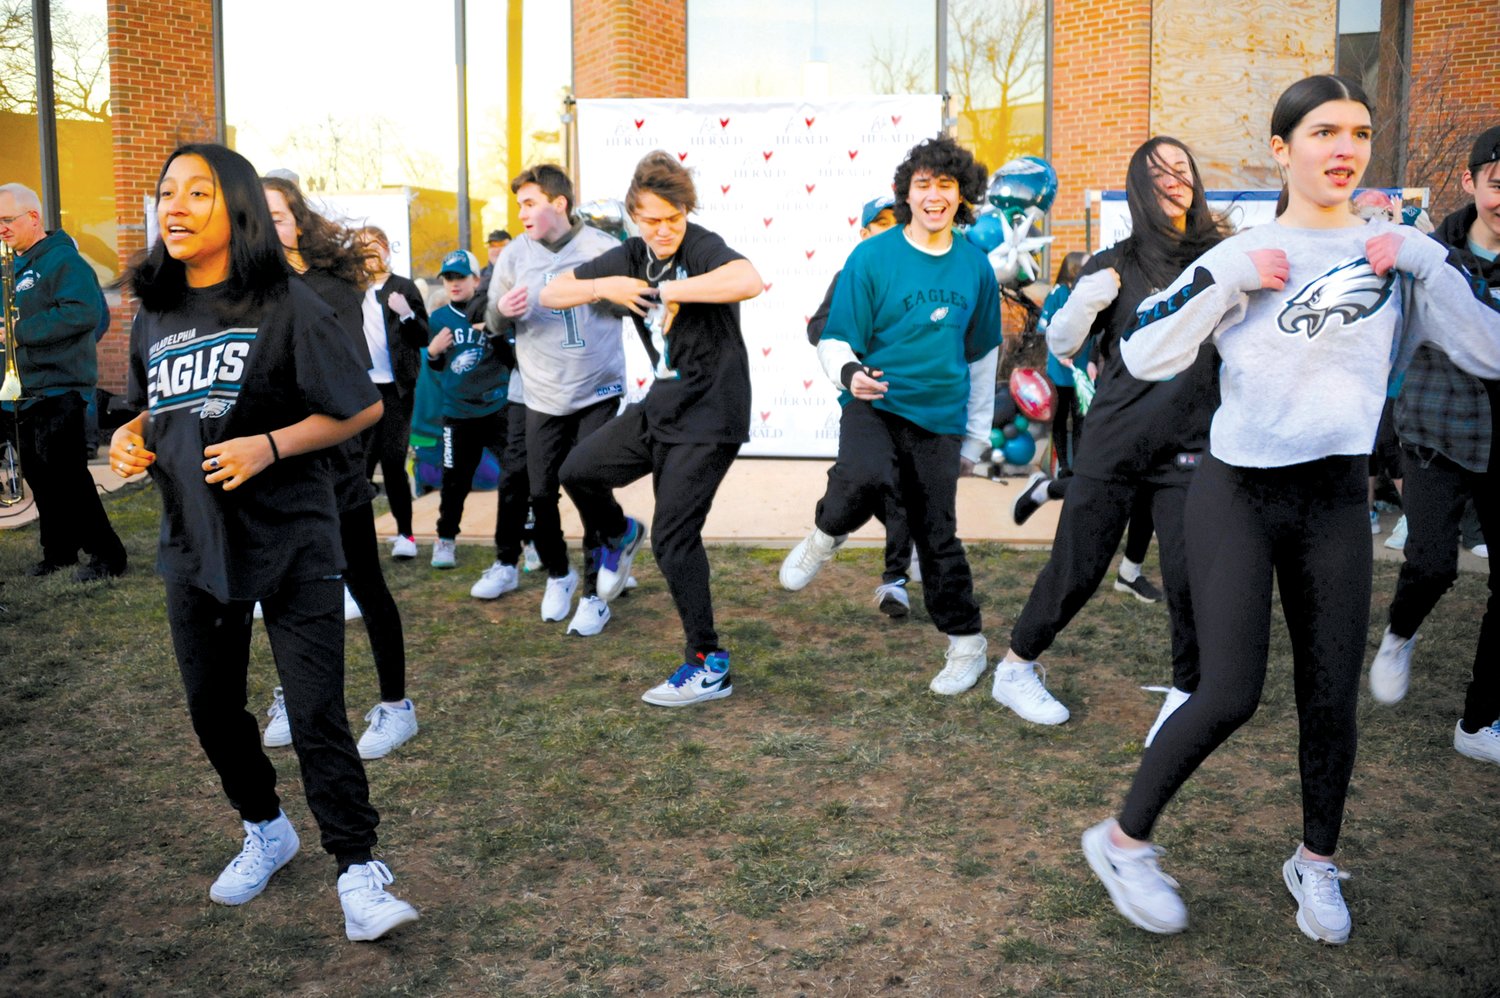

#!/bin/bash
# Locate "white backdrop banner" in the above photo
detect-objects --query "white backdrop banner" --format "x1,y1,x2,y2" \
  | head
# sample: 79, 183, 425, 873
577, 95, 943, 457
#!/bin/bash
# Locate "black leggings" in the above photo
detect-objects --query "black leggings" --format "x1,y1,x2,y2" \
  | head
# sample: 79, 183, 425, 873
1009, 472, 1197, 691
340, 502, 407, 703
1119, 455, 1369, 856
365, 383, 415, 537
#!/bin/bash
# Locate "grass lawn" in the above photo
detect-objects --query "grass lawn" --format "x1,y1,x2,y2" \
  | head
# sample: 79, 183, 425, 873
1, 480, 1496, 996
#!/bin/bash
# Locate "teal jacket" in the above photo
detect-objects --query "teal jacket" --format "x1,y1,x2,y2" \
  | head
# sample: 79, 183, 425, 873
6, 229, 106, 401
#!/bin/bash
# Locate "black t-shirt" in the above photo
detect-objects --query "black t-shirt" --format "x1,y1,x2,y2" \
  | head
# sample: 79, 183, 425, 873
1071, 241, 1220, 484
300, 268, 377, 510
572, 223, 750, 444
126, 278, 381, 601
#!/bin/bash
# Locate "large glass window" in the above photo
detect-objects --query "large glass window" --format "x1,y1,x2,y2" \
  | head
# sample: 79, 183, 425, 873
223, 0, 569, 275
1335, 0, 1380, 97
947, 0, 1045, 169
688, 0, 938, 99
0, 0, 116, 282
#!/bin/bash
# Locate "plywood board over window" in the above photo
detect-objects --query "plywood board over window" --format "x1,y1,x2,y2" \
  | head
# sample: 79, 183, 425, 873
1150, 0, 1337, 190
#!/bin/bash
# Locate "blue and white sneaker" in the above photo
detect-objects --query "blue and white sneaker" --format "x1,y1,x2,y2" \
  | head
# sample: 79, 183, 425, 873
641, 652, 733, 707
597, 518, 646, 602
210, 811, 300, 905
567, 594, 611, 636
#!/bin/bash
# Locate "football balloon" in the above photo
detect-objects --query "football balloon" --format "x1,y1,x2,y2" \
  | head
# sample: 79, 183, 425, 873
1009, 367, 1056, 422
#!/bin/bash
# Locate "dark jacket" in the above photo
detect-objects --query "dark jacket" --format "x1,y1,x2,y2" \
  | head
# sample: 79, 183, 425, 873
375, 273, 430, 396
1394, 205, 1500, 472
6, 229, 106, 398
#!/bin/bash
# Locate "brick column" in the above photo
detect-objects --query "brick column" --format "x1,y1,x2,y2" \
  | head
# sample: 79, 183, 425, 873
1405, 6, 1500, 219
573, 0, 687, 99
102, 0, 218, 393
1048, 0, 1154, 261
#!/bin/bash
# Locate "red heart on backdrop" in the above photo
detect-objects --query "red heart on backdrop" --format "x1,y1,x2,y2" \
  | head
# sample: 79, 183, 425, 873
759, 411, 771, 422
719, 117, 730, 128
891, 115, 902, 126
805, 184, 816, 194
761, 347, 772, 357
802, 379, 813, 390
635, 378, 646, 388
848, 150, 859, 160
762, 151, 774, 162
763, 217, 773, 227
763, 283, 773, 292
677, 152, 688, 162
633, 118, 644, 129
848, 217, 857, 226
805, 250, 816, 259
721, 184, 731, 194
804, 117, 815, 127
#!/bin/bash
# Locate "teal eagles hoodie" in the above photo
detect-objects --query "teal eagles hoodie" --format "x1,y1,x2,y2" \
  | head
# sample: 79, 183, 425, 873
5, 229, 107, 403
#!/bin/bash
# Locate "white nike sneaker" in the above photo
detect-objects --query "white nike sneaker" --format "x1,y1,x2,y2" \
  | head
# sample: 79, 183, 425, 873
470, 561, 519, 600
541, 569, 578, 622
567, 594, 611, 636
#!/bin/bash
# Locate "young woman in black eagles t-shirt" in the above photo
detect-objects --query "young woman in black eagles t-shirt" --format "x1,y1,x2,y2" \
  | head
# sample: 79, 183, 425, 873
107, 144, 418, 942
540, 151, 762, 707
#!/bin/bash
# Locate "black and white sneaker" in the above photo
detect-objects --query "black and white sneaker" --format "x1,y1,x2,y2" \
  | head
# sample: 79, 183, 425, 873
1114, 573, 1163, 604
874, 579, 910, 618
1012, 471, 1051, 526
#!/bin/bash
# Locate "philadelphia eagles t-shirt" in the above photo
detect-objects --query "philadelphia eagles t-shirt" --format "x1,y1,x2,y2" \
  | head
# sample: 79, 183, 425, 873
126, 278, 380, 602
572, 223, 750, 444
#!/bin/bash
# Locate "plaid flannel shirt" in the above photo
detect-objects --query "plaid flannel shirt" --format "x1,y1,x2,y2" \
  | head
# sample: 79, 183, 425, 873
1393, 205, 1499, 473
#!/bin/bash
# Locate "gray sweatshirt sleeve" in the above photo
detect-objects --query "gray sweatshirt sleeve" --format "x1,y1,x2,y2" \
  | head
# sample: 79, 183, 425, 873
1398, 232, 1500, 380
1121, 243, 1262, 381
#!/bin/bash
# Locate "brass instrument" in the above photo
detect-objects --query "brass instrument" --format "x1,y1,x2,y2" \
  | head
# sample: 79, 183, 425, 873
0, 242, 24, 507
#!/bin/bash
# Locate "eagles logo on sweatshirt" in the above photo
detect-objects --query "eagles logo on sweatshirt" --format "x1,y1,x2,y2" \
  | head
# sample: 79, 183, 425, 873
1278, 258, 1394, 339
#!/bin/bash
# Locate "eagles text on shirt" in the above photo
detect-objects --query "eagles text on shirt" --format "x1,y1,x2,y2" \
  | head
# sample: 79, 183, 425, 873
145, 325, 256, 417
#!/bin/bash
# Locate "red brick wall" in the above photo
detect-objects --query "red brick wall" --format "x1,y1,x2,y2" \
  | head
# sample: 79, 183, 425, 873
1049, 0, 1154, 262
572, 0, 687, 99
1405, 7, 1500, 219
102, 0, 217, 393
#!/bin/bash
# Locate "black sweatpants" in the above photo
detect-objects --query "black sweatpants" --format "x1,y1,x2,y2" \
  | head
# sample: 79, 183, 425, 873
560, 404, 738, 661
340, 501, 407, 703
365, 382, 415, 538
876, 488, 913, 585
1119, 455, 1369, 856
1009, 472, 1197, 692
527, 398, 618, 591
16, 391, 126, 568
166, 576, 378, 870
1386, 445, 1500, 729
814, 400, 980, 635
436, 404, 529, 564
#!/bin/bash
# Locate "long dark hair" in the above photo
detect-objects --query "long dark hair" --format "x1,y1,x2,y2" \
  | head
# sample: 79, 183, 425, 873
1119, 137, 1228, 290
126, 143, 289, 322
260, 175, 369, 289
891, 134, 988, 228
1270, 74, 1374, 216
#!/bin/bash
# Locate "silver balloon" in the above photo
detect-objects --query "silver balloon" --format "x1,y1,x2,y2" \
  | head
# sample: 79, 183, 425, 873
577, 198, 634, 240
987, 205, 1053, 288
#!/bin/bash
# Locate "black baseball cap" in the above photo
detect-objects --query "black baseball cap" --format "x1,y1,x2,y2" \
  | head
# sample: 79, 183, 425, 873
1469, 126, 1500, 174
486, 229, 511, 243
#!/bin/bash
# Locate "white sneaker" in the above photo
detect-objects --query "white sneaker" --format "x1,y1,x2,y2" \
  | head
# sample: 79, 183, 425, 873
1383, 514, 1408, 550
1144, 686, 1191, 748
263, 686, 291, 747
1454, 719, 1500, 765
343, 585, 362, 621
391, 535, 417, 560
252, 601, 264, 620
992, 660, 1070, 724
641, 652, 734, 707
1282, 849, 1351, 944
1471, 543, 1489, 559
431, 538, 457, 569
210, 812, 300, 905
1082, 819, 1187, 934
930, 633, 988, 695
470, 561, 519, 599
357, 700, 419, 760
1369, 627, 1417, 704
875, 579, 910, 618
541, 569, 578, 622
522, 540, 542, 572
339, 860, 419, 942
597, 517, 647, 602
779, 527, 845, 591
908, 544, 922, 583
567, 594, 611, 636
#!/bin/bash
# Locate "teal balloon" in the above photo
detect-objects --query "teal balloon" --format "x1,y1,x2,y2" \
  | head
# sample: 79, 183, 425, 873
1002, 433, 1036, 465
966, 212, 1005, 253
989, 428, 1004, 448
1013, 414, 1030, 431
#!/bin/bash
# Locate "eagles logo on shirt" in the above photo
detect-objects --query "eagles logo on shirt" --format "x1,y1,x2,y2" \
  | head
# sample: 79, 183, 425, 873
1277, 258, 1394, 340
449, 348, 483, 375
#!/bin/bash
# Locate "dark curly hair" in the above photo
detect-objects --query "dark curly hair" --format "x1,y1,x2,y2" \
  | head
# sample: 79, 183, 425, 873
891, 135, 988, 228
625, 151, 698, 217
260, 175, 368, 289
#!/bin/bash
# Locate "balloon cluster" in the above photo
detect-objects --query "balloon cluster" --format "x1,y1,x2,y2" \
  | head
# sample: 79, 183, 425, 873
577, 199, 634, 241
965, 156, 1057, 289
982, 367, 1055, 475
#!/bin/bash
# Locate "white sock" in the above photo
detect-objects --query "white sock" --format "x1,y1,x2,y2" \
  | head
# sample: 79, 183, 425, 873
1119, 558, 1142, 582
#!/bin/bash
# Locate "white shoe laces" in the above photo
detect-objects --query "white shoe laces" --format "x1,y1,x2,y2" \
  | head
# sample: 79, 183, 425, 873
232, 824, 273, 873
364, 703, 392, 733
791, 536, 833, 576
1299, 860, 1350, 909
267, 688, 286, 721
345, 860, 396, 896
1003, 663, 1055, 706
